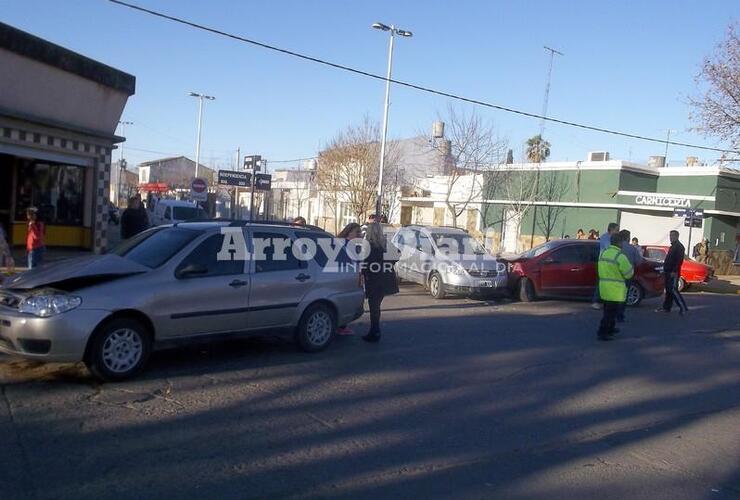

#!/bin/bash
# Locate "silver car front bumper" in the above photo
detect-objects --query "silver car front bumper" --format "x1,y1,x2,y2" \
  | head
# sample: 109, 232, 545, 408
0, 308, 110, 363
442, 272, 508, 294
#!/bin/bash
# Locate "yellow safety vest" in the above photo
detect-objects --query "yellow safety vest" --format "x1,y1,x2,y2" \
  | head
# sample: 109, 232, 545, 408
598, 245, 634, 302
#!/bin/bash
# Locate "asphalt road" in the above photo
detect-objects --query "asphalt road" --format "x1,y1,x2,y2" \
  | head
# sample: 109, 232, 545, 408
1, 286, 739, 500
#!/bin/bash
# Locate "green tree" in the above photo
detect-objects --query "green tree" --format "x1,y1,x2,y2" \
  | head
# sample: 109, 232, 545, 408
525, 135, 551, 163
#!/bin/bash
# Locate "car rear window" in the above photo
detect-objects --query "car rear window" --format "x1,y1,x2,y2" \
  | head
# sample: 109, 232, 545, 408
113, 227, 203, 268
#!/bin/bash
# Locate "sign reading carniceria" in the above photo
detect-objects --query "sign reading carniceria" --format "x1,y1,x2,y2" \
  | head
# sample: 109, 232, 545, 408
634, 194, 691, 208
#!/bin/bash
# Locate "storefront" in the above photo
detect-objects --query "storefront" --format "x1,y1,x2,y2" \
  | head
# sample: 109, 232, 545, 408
0, 22, 135, 251
481, 160, 740, 271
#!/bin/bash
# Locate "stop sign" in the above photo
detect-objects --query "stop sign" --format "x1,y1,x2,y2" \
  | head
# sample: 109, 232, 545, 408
191, 177, 208, 201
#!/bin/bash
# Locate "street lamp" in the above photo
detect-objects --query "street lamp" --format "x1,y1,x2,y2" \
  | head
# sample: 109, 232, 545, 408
372, 21, 412, 218
188, 92, 215, 179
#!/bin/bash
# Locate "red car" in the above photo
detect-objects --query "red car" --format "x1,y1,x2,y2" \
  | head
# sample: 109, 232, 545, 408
506, 240, 664, 306
641, 245, 715, 292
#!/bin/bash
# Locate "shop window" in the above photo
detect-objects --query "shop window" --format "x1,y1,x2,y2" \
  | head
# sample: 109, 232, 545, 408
15, 161, 84, 226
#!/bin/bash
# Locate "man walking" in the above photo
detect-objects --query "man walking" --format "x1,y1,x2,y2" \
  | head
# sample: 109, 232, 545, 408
616, 229, 642, 323
592, 222, 620, 309
121, 196, 149, 240
657, 230, 688, 315
597, 232, 634, 341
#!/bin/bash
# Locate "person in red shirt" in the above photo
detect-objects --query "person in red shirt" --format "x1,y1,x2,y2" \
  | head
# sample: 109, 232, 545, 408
26, 207, 45, 269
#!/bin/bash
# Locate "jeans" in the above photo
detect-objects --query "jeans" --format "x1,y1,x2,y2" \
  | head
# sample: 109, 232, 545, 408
367, 293, 384, 334
662, 273, 688, 313
598, 301, 620, 337
616, 280, 630, 321
27, 248, 44, 269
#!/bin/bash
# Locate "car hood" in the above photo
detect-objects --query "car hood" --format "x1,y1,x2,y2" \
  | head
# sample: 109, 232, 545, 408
441, 253, 502, 268
1, 254, 150, 291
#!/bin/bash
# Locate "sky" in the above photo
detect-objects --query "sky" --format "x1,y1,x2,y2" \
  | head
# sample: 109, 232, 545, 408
2, 0, 738, 171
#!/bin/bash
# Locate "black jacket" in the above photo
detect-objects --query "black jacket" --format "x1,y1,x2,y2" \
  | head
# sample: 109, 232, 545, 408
363, 245, 399, 298
120, 207, 149, 240
663, 240, 685, 274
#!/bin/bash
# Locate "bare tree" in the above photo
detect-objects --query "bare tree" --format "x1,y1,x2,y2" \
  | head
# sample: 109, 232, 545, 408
535, 170, 568, 241
317, 117, 401, 230
690, 24, 740, 149
432, 105, 508, 227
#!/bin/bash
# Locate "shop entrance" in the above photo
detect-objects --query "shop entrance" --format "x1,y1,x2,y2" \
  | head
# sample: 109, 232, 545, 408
0, 153, 14, 239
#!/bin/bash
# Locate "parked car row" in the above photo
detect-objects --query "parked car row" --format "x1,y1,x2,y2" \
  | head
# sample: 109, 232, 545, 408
0, 220, 676, 382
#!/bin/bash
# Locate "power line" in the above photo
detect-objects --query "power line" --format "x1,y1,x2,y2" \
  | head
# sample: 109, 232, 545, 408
106, 0, 739, 155
268, 156, 317, 163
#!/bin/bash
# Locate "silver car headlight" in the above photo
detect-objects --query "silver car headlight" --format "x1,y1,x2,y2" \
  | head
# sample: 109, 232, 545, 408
449, 264, 468, 276
19, 294, 82, 317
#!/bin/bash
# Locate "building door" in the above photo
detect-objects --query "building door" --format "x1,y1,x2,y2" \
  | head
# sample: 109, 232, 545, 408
503, 210, 521, 253
400, 206, 412, 226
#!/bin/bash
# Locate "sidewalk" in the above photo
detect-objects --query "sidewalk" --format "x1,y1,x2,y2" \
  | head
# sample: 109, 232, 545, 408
694, 275, 740, 295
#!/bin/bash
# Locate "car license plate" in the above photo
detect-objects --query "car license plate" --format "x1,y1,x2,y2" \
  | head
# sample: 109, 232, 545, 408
478, 280, 493, 288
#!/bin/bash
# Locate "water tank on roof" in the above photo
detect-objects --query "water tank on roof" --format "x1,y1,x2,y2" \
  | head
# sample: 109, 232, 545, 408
588, 151, 610, 162
648, 155, 666, 168
432, 121, 445, 139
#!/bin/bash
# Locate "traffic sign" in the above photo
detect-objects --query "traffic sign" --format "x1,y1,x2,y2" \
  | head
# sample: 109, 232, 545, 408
684, 217, 703, 228
191, 177, 208, 202
254, 173, 272, 191
673, 207, 687, 218
244, 155, 262, 172
218, 170, 250, 187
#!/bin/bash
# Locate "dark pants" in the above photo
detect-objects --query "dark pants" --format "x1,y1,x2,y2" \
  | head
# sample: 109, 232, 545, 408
616, 280, 630, 321
662, 273, 688, 313
27, 247, 44, 269
598, 301, 620, 338
367, 293, 384, 334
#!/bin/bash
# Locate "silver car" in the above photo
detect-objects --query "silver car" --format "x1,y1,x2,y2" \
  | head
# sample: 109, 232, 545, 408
392, 225, 507, 299
0, 222, 364, 381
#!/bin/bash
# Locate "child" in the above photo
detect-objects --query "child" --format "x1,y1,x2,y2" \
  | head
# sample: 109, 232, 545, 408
26, 207, 45, 269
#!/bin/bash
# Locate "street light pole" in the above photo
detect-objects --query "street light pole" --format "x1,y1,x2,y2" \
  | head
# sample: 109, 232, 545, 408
372, 22, 412, 218
189, 92, 215, 179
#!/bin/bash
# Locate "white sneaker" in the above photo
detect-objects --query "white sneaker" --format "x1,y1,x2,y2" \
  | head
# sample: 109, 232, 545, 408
591, 303, 601, 310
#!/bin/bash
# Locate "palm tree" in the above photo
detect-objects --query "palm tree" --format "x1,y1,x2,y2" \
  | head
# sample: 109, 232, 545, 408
525, 135, 551, 163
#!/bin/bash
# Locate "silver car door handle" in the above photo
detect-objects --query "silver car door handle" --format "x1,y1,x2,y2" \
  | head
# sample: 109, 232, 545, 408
570, 268, 581, 272
295, 273, 311, 282
229, 279, 248, 288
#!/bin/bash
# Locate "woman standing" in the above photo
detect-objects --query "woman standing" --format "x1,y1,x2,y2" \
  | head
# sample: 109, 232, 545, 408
362, 222, 398, 342
26, 207, 45, 269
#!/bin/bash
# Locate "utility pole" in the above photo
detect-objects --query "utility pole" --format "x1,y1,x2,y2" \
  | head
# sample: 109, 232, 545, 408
664, 129, 676, 166
540, 46, 564, 137
235, 147, 240, 219
188, 92, 215, 179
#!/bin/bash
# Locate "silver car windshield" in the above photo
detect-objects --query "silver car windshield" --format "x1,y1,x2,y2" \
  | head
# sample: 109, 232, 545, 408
110, 227, 203, 268
431, 233, 486, 255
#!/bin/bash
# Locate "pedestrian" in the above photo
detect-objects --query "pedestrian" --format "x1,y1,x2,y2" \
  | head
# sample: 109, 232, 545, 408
656, 230, 688, 315
336, 222, 362, 336
592, 222, 620, 309
26, 207, 45, 269
587, 229, 598, 240
120, 197, 149, 240
597, 232, 634, 341
693, 238, 709, 263
576, 228, 586, 239
0, 224, 15, 271
616, 229, 642, 323
361, 222, 399, 342
631, 236, 640, 247
292, 216, 307, 226
361, 214, 377, 237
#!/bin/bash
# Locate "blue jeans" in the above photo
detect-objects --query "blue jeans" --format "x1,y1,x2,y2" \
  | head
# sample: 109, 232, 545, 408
27, 248, 44, 269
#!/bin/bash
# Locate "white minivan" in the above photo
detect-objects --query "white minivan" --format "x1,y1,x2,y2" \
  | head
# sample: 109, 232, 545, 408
151, 200, 208, 226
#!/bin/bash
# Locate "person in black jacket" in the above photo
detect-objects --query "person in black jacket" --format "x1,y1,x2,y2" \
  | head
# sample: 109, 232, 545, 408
120, 197, 149, 240
361, 222, 398, 342
657, 230, 688, 315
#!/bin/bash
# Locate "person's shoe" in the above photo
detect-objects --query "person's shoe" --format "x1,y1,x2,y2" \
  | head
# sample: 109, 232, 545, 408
654, 308, 670, 313
591, 303, 601, 310
337, 327, 354, 336
362, 332, 381, 343
678, 309, 689, 316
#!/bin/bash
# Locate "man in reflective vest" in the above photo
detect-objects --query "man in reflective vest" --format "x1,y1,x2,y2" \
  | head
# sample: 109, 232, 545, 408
597, 233, 634, 340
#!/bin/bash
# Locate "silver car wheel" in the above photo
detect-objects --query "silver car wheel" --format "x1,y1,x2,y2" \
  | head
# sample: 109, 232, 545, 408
306, 311, 332, 346
430, 275, 440, 296
101, 328, 144, 374
626, 284, 641, 306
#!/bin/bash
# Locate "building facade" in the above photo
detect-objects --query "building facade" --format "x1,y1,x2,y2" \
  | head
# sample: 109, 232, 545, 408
138, 156, 215, 189
481, 160, 740, 272
0, 22, 135, 252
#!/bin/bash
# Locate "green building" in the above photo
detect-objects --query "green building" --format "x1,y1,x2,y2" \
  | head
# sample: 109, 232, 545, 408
482, 160, 740, 273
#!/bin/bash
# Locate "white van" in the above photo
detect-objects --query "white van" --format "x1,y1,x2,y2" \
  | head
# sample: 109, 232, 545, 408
151, 200, 208, 226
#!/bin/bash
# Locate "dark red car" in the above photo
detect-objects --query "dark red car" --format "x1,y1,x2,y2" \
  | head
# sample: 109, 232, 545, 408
641, 245, 715, 292
506, 240, 664, 306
